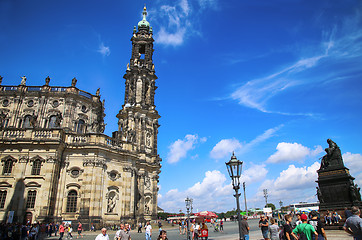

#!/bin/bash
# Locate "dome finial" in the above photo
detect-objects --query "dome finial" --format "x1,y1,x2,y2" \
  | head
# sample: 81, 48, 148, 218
138, 5, 150, 31
143, 5, 147, 20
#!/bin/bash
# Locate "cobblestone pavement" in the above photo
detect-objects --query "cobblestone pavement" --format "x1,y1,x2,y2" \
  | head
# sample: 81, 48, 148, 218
45, 220, 353, 240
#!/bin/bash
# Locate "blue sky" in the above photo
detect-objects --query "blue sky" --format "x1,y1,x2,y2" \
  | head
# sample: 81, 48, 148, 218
1, 0, 362, 213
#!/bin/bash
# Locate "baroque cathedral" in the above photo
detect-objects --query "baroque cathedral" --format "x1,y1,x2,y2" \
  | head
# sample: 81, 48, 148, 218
0, 7, 161, 227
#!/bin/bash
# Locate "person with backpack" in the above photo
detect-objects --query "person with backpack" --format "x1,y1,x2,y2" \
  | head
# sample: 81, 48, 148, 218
282, 214, 296, 240
308, 210, 327, 240
291, 214, 317, 240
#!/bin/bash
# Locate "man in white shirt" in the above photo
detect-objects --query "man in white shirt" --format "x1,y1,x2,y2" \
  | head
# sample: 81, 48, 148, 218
95, 228, 109, 240
145, 222, 152, 240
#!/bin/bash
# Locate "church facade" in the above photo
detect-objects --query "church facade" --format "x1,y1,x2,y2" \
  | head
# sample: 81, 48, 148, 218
0, 7, 161, 227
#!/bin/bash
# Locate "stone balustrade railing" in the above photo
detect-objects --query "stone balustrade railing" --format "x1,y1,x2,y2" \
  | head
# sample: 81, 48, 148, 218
0, 128, 125, 152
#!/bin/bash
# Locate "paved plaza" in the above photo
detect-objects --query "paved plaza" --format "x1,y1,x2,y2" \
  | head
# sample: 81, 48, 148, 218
46, 219, 353, 240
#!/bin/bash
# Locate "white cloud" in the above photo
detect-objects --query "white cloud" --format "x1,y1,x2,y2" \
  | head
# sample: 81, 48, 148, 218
159, 164, 267, 212
210, 139, 242, 160
267, 142, 323, 163
240, 164, 268, 185
158, 170, 233, 212
167, 134, 206, 163
343, 152, 362, 185
97, 42, 110, 57
254, 162, 320, 206
343, 152, 362, 173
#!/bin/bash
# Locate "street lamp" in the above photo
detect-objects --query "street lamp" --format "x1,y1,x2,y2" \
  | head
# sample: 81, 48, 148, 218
263, 189, 268, 207
185, 197, 192, 240
226, 152, 244, 240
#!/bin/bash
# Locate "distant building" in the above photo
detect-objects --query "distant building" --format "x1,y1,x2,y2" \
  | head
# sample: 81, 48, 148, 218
157, 206, 164, 213
0, 7, 161, 227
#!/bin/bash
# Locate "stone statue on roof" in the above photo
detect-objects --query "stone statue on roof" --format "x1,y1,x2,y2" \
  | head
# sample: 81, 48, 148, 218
20, 76, 27, 85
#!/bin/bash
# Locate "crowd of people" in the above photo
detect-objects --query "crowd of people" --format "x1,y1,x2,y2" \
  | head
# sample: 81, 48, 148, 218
94, 221, 168, 240
254, 206, 362, 240
0, 221, 84, 240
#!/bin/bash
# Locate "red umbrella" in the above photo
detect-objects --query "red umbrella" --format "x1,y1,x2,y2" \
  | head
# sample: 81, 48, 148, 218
195, 211, 218, 218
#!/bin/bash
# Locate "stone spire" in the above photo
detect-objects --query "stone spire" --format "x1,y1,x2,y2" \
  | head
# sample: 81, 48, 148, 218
116, 6, 160, 156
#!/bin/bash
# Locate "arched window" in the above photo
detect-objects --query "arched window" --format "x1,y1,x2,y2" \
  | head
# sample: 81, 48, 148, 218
31, 160, 42, 175
26, 190, 37, 209
48, 115, 57, 128
76, 120, 85, 134
0, 190, 7, 208
23, 115, 32, 128
66, 190, 77, 212
2, 159, 13, 175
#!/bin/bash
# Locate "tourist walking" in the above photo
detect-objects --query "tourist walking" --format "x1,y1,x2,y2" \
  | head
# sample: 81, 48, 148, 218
77, 222, 83, 238
59, 222, 65, 240
283, 214, 296, 240
268, 218, 279, 240
343, 206, 362, 240
291, 213, 317, 240
115, 224, 125, 240
122, 224, 131, 240
145, 222, 152, 240
241, 216, 250, 240
55, 223, 59, 236
200, 222, 208, 240
259, 215, 269, 240
308, 210, 328, 240
158, 220, 162, 232
219, 219, 223, 232
67, 224, 73, 239
138, 222, 143, 233
95, 228, 109, 240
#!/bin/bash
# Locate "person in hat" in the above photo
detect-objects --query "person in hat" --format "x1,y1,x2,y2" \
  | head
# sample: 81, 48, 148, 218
291, 214, 317, 240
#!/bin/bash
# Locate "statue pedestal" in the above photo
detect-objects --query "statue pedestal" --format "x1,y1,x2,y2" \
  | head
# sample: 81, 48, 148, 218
317, 165, 362, 229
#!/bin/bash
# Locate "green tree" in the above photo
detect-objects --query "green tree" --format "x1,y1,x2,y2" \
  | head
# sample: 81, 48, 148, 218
265, 203, 276, 210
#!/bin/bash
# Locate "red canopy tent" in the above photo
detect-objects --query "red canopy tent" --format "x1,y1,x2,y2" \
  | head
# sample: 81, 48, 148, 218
194, 211, 218, 218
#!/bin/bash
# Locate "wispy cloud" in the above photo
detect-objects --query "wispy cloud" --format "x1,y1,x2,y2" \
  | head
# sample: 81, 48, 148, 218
229, 13, 362, 115
151, 0, 217, 46
210, 125, 283, 160
97, 42, 110, 57
240, 124, 283, 154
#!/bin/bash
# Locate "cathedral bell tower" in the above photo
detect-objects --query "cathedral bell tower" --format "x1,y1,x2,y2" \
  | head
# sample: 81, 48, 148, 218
117, 6, 160, 157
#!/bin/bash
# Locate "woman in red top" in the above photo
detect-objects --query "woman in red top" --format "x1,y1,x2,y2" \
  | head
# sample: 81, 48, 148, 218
77, 222, 83, 238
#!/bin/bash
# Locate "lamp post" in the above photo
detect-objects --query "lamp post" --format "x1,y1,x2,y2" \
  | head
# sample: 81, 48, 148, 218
243, 182, 248, 215
263, 189, 268, 207
185, 197, 192, 240
226, 153, 244, 240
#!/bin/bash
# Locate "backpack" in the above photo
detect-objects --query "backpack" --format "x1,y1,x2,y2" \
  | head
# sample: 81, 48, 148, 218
279, 224, 285, 240
298, 225, 308, 240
